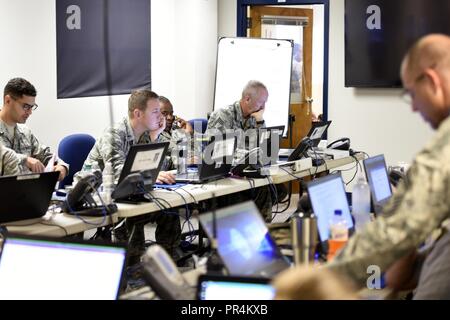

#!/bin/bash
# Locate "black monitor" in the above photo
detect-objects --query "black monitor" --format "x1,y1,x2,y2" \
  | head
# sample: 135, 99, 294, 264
118, 141, 169, 191
363, 154, 393, 215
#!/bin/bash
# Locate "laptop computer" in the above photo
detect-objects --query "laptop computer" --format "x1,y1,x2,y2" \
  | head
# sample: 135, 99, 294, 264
198, 201, 290, 278
197, 274, 275, 300
279, 121, 332, 160
175, 134, 236, 184
307, 173, 354, 242
0, 234, 127, 300
118, 141, 169, 191
0, 171, 59, 224
363, 154, 393, 215
258, 125, 285, 166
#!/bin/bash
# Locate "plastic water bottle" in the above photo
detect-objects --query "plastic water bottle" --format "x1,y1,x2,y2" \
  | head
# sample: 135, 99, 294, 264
101, 162, 114, 205
327, 209, 348, 261
352, 171, 371, 230
177, 138, 188, 174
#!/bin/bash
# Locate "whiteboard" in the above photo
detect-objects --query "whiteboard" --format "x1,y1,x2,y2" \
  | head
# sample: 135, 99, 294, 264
214, 37, 293, 137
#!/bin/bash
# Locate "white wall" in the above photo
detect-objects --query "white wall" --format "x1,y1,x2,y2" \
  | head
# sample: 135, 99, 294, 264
0, 0, 217, 152
218, 0, 434, 166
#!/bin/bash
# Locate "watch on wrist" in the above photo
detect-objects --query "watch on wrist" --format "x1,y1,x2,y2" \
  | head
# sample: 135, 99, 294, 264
256, 120, 265, 125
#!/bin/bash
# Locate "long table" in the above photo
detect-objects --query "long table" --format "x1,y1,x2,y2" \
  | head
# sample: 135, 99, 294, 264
3, 154, 362, 237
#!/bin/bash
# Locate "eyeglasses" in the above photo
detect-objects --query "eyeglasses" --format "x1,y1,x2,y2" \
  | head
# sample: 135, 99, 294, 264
400, 65, 435, 105
10, 96, 38, 111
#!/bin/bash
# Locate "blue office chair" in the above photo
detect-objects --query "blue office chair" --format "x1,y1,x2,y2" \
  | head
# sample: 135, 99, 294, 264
188, 118, 208, 134
57, 133, 96, 190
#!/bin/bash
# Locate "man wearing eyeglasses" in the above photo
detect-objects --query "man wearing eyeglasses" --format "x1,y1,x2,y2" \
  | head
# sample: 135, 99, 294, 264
0, 78, 68, 181
275, 34, 450, 299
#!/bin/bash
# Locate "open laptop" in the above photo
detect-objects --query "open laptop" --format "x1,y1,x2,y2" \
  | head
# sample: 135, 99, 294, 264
175, 134, 236, 184
198, 201, 290, 278
363, 154, 393, 215
257, 125, 285, 166
197, 274, 275, 300
0, 171, 59, 224
0, 234, 127, 300
279, 121, 332, 160
307, 173, 354, 242
117, 141, 169, 191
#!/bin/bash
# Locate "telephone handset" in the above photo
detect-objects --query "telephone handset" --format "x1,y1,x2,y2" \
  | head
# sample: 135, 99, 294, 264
141, 245, 196, 300
327, 138, 350, 151
65, 171, 102, 211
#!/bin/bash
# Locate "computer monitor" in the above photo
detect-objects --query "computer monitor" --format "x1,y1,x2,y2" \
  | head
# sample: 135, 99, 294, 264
307, 173, 354, 242
198, 201, 290, 278
197, 274, 275, 300
363, 154, 393, 215
0, 234, 127, 300
118, 141, 169, 191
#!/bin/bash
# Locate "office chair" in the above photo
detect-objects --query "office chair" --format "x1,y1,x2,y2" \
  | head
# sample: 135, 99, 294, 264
57, 133, 96, 191
188, 118, 208, 134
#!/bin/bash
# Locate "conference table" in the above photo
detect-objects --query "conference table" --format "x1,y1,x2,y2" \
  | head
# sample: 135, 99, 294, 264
3, 154, 363, 237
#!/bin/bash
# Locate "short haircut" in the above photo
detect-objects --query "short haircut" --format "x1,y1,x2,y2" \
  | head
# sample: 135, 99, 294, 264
158, 96, 173, 109
128, 89, 159, 117
4, 78, 37, 99
241, 80, 267, 99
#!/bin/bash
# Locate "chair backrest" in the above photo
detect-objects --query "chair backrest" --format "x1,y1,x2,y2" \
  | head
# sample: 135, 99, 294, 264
57, 133, 96, 190
188, 118, 208, 134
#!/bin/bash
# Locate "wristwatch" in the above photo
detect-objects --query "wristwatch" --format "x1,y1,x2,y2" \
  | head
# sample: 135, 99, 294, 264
256, 120, 265, 125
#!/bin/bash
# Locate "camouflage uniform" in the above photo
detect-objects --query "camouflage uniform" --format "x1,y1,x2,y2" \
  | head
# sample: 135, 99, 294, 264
207, 101, 277, 222
0, 144, 20, 176
81, 116, 181, 260
327, 115, 450, 287
0, 119, 69, 173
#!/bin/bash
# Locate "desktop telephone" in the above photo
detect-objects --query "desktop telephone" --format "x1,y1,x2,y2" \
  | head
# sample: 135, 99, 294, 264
63, 171, 117, 216
141, 245, 195, 300
230, 148, 265, 178
327, 138, 350, 151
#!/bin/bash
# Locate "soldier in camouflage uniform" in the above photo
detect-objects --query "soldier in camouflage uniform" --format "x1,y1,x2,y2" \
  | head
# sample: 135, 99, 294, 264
80, 89, 180, 263
0, 143, 20, 176
0, 78, 69, 181
207, 80, 282, 222
275, 34, 450, 294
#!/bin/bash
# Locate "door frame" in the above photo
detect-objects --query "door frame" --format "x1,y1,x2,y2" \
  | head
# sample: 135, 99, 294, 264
237, 0, 330, 123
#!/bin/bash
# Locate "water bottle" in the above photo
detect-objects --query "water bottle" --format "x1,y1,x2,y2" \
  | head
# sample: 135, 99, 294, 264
327, 209, 348, 261
352, 171, 371, 230
101, 162, 114, 205
177, 138, 188, 175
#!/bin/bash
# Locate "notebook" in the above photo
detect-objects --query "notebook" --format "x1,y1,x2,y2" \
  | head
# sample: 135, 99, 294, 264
307, 173, 354, 242
0, 234, 127, 300
197, 274, 275, 300
363, 154, 393, 215
198, 201, 290, 278
0, 171, 59, 224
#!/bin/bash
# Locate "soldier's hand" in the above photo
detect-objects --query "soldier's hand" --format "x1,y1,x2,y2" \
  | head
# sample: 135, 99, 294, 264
26, 157, 45, 173
251, 107, 265, 122
54, 164, 68, 181
156, 171, 176, 184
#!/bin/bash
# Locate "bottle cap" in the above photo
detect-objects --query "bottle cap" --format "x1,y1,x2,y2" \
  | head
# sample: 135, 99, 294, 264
334, 209, 342, 216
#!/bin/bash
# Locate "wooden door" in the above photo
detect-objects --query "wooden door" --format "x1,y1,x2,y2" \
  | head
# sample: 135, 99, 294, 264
249, 6, 313, 149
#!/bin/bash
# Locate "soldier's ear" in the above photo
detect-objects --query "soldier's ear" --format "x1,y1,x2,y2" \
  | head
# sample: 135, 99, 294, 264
133, 108, 142, 119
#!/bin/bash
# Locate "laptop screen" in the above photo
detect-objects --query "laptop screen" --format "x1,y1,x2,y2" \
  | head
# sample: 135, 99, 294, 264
307, 121, 332, 147
0, 235, 127, 300
363, 154, 392, 207
118, 142, 169, 190
307, 174, 354, 241
198, 201, 288, 277
197, 275, 275, 300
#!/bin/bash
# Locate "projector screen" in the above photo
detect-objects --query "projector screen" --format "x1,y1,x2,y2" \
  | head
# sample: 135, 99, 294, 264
214, 37, 293, 137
